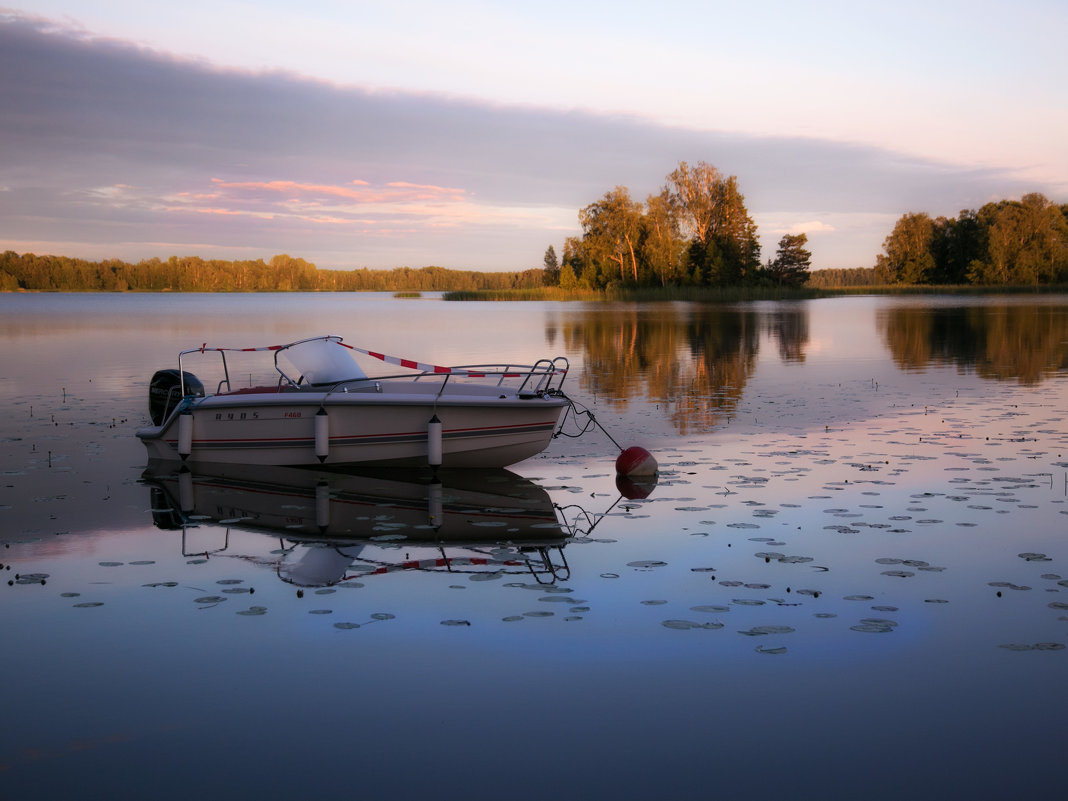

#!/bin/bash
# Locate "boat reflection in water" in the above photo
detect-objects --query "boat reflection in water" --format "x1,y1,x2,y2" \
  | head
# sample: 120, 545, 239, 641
143, 461, 573, 587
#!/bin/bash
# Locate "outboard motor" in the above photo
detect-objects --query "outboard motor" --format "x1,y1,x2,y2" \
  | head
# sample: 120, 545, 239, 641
149, 369, 204, 426
148, 485, 184, 530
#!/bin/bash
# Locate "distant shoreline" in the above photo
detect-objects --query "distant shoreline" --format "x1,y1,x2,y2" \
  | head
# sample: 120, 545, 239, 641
4, 284, 1067, 301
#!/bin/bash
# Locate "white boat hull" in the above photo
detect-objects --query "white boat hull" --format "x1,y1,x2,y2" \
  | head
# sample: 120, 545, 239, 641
138, 383, 568, 468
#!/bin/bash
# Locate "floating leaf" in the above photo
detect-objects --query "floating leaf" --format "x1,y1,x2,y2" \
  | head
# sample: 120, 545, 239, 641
739, 625, 794, 636
851, 622, 894, 633
663, 620, 698, 630
860, 618, 898, 628
998, 642, 1064, 651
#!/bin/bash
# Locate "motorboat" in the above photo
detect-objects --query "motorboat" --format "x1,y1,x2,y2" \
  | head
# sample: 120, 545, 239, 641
143, 461, 572, 586
137, 335, 570, 468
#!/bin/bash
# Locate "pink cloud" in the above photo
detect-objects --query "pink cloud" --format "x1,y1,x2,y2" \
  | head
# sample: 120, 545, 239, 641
208, 178, 468, 205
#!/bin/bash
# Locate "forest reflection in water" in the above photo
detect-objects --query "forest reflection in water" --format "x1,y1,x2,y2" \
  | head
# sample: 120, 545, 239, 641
549, 298, 1068, 434
878, 300, 1068, 384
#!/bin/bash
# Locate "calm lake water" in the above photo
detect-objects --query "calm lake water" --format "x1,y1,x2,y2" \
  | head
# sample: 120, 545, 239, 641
2, 292, 1067, 800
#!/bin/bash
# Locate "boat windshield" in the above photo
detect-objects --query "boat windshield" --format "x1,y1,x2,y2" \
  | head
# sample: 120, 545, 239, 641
278, 338, 367, 385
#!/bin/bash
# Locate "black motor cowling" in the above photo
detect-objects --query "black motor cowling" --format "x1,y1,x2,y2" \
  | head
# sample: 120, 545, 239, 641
149, 369, 204, 426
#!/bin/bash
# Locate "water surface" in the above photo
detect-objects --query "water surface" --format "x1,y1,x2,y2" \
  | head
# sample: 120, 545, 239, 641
2, 293, 1066, 799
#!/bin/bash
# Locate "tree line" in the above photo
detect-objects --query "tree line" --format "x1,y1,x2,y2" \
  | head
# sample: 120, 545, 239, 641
878, 193, 1068, 285
0, 252, 547, 293
6, 175, 1064, 294
543, 161, 812, 290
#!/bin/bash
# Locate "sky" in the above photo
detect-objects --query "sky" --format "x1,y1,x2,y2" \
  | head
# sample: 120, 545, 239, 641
1, 1, 1065, 271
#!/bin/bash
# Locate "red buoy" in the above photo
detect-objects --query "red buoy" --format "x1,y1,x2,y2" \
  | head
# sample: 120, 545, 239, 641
616, 474, 657, 500
615, 445, 658, 477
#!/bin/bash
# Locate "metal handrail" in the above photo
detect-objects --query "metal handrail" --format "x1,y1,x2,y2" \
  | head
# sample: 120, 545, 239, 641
176, 335, 569, 398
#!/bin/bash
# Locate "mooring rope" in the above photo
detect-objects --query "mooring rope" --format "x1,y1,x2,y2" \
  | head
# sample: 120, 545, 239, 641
551, 392, 623, 451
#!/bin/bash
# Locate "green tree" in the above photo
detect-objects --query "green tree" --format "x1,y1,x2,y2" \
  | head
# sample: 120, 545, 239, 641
969, 193, 1068, 284
930, 210, 985, 284
879, 212, 935, 283
641, 190, 685, 286
578, 186, 644, 286
558, 262, 581, 290
542, 245, 560, 286
767, 233, 812, 287
666, 161, 759, 285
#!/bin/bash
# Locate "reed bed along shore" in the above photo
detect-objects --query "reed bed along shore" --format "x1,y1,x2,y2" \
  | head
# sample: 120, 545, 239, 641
443, 283, 1068, 302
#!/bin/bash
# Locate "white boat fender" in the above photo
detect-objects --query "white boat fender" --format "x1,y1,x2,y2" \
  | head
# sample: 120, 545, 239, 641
316, 481, 330, 531
427, 414, 442, 467
314, 408, 330, 462
177, 410, 194, 459
178, 467, 195, 512
427, 478, 443, 528
615, 445, 658, 477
